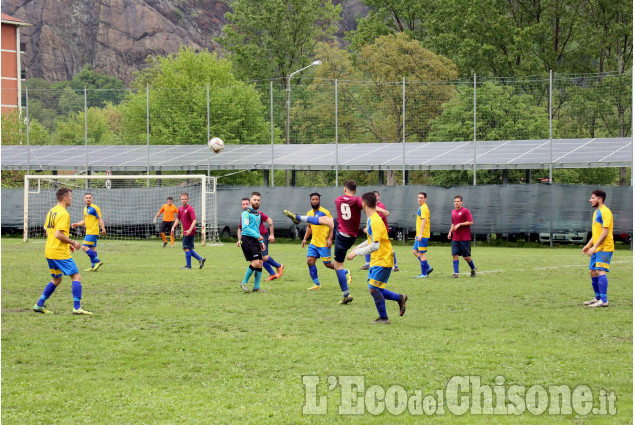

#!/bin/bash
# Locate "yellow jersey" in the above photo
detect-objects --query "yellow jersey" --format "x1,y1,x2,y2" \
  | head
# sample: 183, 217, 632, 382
83, 204, 102, 235
44, 204, 72, 260
307, 207, 333, 248
416, 203, 430, 238
592, 205, 614, 252
367, 212, 394, 268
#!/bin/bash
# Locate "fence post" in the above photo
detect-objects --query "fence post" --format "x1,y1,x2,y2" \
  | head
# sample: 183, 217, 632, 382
146, 84, 150, 187
402, 76, 406, 186
270, 80, 275, 187
207, 83, 210, 178
473, 74, 477, 186
84, 86, 88, 187
25, 85, 29, 175
549, 70, 553, 183
335, 78, 339, 187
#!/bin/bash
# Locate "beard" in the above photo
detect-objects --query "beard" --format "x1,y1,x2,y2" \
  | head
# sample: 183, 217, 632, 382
311, 202, 320, 210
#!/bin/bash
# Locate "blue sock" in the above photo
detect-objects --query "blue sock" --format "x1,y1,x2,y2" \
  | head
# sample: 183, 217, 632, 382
453, 260, 459, 273
186, 251, 192, 267
305, 216, 320, 225
467, 260, 475, 270
263, 261, 276, 276
243, 266, 255, 283
379, 287, 401, 302
421, 260, 429, 276
598, 275, 608, 303
86, 249, 99, 264
71, 281, 82, 309
393, 251, 397, 266
309, 265, 319, 284
253, 268, 262, 290
365, 253, 371, 266
369, 286, 387, 318
267, 256, 281, 268
336, 269, 350, 296
190, 250, 202, 261
37, 282, 57, 307
591, 276, 600, 299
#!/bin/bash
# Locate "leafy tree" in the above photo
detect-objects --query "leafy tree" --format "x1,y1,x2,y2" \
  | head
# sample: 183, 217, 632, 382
1, 109, 50, 145
53, 107, 114, 145
68, 66, 127, 108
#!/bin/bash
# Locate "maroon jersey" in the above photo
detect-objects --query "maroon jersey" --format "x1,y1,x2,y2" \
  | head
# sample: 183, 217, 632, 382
238, 211, 269, 236
376, 201, 389, 230
335, 195, 363, 237
178, 204, 197, 236
451, 207, 473, 241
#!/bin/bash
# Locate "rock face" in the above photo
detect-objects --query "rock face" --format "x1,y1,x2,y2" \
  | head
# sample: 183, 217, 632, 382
3, 0, 365, 85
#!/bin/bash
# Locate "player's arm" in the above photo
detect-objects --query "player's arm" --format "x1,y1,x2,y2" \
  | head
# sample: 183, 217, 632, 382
153, 206, 164, 224
184, 219, 197, 236
171, 216, 180, 234
71, 219, 85, 229
236, 225, 242, 247
376, 206, 390, 217
302, 225, 313, 248
586, 227, 610, 256
418, 218, 426, 241
326, 227, 334, 248
266, 217, 275, 243
98, 217, 106, 234
55, 229, 80, 251
347, 240, 380, 260
453, 219, 473, 232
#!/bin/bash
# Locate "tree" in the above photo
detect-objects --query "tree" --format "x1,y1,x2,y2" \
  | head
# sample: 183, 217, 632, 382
52, 107, 114, 145
218, 0, 341, 84
119, 47, 272, 146
68, 66, 127, 108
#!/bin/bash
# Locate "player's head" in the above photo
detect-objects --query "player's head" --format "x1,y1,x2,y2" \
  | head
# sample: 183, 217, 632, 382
180, 192, 189, 206
250, 192, 261, 210
590, 190, 606, 208
361, 192, 377, 209
241, 197, 250, 210
343, 180, 357, 195
84, 193, 92, 205
166, 196, 173, 205
56, 188, 72, 206
373, 191, 380, 201
454, 195, 463, 210
309, 192, 321, 209
418, 192, 427, 205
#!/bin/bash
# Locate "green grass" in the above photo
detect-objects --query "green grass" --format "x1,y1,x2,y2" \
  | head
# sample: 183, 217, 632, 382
2, 238, 632, 424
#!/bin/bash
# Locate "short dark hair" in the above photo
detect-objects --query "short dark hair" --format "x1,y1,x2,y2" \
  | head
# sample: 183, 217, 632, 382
344, 180, 357, 192
591, 190, 606, 202
373, 190, 380, 196
419, 192, 427, 198
309, 192, 321, 198
251, 192, 261, 198
167, 196, 173, 201
454, 195, 463, 201
84, 192, 92, 197
181, 192, 189, 198
56, 188, 72, 201
241, 197, 250, 202
361, 192, 377, 208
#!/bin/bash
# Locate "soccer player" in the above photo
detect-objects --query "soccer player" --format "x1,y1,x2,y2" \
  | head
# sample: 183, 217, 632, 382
301, 192, 334, 290
171, 192, 206, 270
447, 195, 476, 278
582, 190, 614, 308
71, 193, 106, 272
361, 191, 398, 272
237, 197, 284, 281
33, 188, 92, 315
347, 192, 407, 324
413, 192, 434, 278
239, 192, 267, 292
153, 196, 179, 247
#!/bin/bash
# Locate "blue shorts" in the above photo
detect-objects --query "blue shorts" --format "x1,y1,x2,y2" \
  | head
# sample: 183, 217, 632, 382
367, 266, 392, 289
307, 244, 332, 263
334, 232, 357, 263
182, 235, 195, 250
47, 258, 79, 278
82, 234, 98, 247
590, 251, 613, 272
262, 233, 270, 256
413, 237, 429, 253
451, 240, 472, 257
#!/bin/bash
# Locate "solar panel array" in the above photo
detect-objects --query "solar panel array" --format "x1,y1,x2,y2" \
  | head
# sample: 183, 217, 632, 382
2, 138, 631, 172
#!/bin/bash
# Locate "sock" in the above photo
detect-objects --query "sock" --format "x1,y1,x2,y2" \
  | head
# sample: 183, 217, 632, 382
309, 265, 319, 284
266, 256, 281, 268
186, 251, 192, 267
37, 282, 57, 307
253, 268, 262, 290
304, 216, 320, 225
369, 287, 387, 318
190, 250, 202, 261
379, 287, 401, 302
453, 260, 459, 273
86, 248, 99, 265
421, 260, 429, 276
467, 260, 475, 270
71, 280, 82, 309
364, 253, 371, 266
598, 275, 608, 303
336, 269, 350, 296
170, 234, 175, 244
263, 261, 276, 276
243, 265, 255, 283
591, 276, 600, 299
161, 233, 167, 243
393, 251, 398, 266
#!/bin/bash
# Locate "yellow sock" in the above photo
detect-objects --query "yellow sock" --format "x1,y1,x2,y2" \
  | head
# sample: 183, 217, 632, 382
161, 233, 167, 243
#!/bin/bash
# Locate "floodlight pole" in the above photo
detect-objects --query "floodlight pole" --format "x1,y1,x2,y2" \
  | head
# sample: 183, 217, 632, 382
285, 60, 322, 185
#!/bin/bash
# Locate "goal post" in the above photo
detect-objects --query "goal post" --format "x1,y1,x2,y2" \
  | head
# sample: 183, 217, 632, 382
23, 174, 221, 246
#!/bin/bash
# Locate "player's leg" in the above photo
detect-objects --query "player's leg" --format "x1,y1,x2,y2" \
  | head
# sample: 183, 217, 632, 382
261, 238, 276, 280
34, 260, 63, 313
584, 269, 602, 304
306, 243, 321, 289
369, 285, 388, 323
167, 222, 175, 247
160, 221, 168, 247
185, 236, 204, 268
283, 211, 334, 229
588, 252, 611, 307
333, 235, 354, 304
182, 236, 193, 269
69, 269, 92, 315
240, 237, 259, 292
251, 259, 264, 292
392, 251, 399, 271
461, 242, 476, 277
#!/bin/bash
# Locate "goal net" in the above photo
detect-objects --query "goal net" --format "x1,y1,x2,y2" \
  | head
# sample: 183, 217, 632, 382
24, 175, 221, 245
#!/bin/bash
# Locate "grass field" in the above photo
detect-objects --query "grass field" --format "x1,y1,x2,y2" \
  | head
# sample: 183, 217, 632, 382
2, 238, 632, 424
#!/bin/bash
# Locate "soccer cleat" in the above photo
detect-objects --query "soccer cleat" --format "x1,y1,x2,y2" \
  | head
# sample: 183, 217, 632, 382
283, 210, 300, 225
275, 264, 285, 278
33, 304, 52, 314
339, 295, 353, 305
426, 267, 434, 275
414, 274, 429, 278
181, 266, 192, 270
371, 317, 391, 324
583, 298, 601, 305
265, 274, 278, 281
72, 307, 93, 315
360, 264, 370, 270
451, 273, 460, 278
588, 299, 609, 308
240, 283, 251, 293
84, 267, 94, 272
470, 268, 477, 278
398, 294, 408, 316
393, 266, 400, 272
308, 285, 321, 290
199, 258, 206, 269
91, 262, 103, 272
163, 242, 167, 248
252, 288, 267, 293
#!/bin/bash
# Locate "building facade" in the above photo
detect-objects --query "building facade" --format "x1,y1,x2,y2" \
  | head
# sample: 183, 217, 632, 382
1, 13, 31, 115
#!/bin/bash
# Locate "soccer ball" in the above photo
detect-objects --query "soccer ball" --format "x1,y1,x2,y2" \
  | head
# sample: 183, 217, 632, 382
209, 137, 224, 153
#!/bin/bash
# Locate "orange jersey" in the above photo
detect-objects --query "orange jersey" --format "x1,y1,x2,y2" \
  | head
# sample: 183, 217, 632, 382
158, 204, 179, 222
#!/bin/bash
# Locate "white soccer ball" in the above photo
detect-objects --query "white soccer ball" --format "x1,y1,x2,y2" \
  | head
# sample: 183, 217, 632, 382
209, 137, 224, 153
